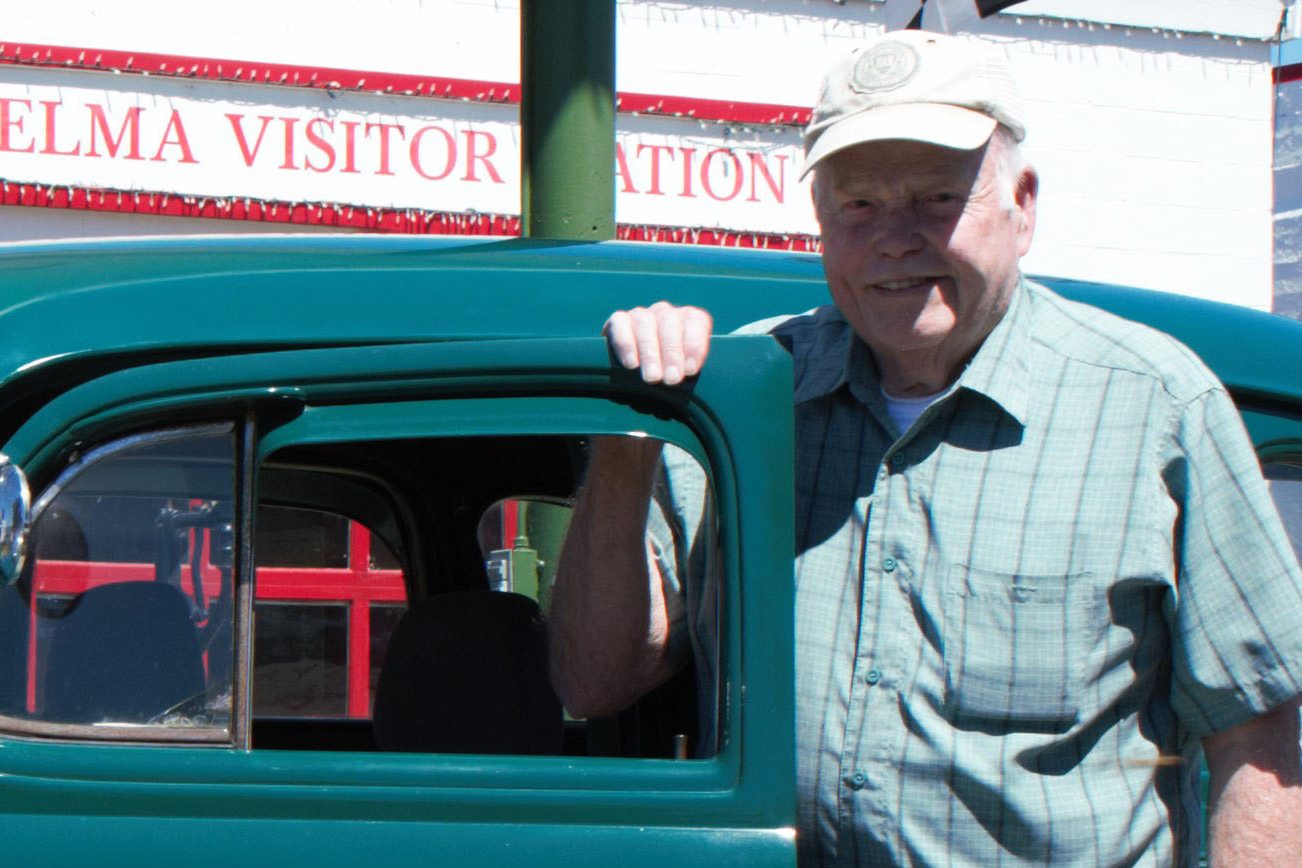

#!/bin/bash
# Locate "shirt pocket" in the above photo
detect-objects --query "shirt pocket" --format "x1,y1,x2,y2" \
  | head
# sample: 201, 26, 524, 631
942, 565, 1095, 729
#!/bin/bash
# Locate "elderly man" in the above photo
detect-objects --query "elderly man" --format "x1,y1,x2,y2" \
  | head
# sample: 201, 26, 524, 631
549, 30, 1302, 866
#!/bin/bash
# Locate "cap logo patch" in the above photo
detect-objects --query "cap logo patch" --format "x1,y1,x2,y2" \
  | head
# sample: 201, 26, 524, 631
851, 41, 918, 93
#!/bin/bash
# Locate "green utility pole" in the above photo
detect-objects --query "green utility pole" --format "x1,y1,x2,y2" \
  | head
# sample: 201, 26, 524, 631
520, 0, 616, 240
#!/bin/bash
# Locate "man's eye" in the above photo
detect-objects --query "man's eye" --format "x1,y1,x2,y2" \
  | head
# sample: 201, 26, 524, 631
844, 199, 873, 210
923, 193, 963, 207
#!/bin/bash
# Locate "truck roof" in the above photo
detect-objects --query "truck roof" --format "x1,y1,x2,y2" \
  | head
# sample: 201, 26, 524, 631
1, 233, 1298, 416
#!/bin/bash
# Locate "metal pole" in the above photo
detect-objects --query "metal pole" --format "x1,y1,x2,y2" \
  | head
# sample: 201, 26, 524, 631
520, 0, 616, 240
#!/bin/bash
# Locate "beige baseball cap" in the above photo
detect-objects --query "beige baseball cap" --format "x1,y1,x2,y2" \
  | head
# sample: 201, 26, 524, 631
801, 30, 1026, 179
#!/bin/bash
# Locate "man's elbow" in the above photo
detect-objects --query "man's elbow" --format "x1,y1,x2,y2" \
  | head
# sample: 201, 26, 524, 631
553, 680, 628, 722
549, 659, 648, 721
1203, 699, 1302, 787
1202, 698, 1302, 863
547, 634, 678, 721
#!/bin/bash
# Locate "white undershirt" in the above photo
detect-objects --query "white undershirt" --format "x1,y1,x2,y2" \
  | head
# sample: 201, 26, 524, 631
882, 386, 951, 436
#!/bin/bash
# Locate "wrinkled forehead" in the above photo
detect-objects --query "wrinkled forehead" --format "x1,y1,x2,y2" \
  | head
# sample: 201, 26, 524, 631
817, 138, 990, 192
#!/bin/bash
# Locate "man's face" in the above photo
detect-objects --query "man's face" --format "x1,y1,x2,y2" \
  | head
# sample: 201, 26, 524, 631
813, 136, 1036, 394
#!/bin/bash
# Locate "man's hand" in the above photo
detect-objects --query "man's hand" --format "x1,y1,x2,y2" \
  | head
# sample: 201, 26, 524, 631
604, 302, 714, 385
1202, 699, 1302, 865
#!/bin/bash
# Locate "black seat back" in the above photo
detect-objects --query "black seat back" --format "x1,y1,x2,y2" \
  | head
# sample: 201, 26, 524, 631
372, 590, 562, 755
43, 581, 206, 724
0, 586, 29, 715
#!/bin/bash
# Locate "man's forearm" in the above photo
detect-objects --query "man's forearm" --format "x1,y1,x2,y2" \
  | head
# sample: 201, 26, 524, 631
1203, 699, 1302, 865
548, 436, 679, 718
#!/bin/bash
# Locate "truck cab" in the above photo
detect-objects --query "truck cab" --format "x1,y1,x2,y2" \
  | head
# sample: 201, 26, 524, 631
0, 235, 1298, 865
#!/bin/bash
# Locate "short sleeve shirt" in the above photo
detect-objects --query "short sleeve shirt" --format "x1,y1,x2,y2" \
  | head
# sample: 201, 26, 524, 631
711, 280, 1302, 866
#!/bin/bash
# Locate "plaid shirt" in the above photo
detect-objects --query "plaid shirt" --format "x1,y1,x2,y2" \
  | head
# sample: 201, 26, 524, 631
716, 279, 1302, 866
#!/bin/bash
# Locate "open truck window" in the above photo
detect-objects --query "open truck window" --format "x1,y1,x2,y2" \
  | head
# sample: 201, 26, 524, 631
250, 505, 408, 750
255, 434, 719, 760
0, 423, 719, 761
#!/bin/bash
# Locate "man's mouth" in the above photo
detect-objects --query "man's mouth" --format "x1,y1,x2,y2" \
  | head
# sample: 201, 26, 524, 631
874, 277, 942, 291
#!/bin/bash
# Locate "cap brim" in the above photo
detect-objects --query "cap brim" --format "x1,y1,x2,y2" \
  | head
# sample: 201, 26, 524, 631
800, 103, 997, 180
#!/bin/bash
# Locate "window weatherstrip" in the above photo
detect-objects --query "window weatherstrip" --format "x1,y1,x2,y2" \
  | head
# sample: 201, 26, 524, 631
0, 716, 229, 744
232, 412, 257, 750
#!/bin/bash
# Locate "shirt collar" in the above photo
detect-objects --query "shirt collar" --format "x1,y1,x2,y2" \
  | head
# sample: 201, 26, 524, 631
790, 305, 860, 404
790, 279, 1032, 429
953, 277, 1031, 428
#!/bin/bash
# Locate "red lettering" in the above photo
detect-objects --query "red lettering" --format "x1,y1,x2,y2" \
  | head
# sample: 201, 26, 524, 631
226, 114, 273, 166
40, 101, 80, 156
365, 122, 405, 176
152, 110, 197, 163
462, 130, 503, 183
304, 119, 336, 173
279, 117, 298, 170
341, 120, 361, 174
409, 125, 455, 180
679, 147, 697, 198
636, 144, 675, 195
87, 105, 142, 159
614, 143, 637, 193
701, 148, 743, 202
0, 99, 34, 153
747, 153, 786, 203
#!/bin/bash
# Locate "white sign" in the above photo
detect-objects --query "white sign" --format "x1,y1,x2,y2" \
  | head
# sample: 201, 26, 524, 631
0, 66, 812, 235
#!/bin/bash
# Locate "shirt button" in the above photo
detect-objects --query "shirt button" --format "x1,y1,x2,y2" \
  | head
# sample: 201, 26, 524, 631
882, 557, 897, 572
864, 668, 882, 685
847, 771, 868, 790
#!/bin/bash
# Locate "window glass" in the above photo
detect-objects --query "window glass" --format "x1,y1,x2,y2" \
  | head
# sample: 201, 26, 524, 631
0, 426, 236, 735
253, 602, 348, 717
255, 507, 349, 568
480, 498, 573, 611
368, 603, 406, 708
252, 505, 407, 727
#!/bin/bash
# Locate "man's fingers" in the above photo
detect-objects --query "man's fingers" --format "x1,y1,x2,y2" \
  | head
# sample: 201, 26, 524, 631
651, 302, 687, 385
603, 310, 640, 370
603, 303, 714, 385
629, 307, 664, 383
681, 307, 713, 377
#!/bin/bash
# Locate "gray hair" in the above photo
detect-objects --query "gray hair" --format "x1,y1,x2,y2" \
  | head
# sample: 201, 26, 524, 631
989, 124, 1032, 212
809, 124, 1033, 213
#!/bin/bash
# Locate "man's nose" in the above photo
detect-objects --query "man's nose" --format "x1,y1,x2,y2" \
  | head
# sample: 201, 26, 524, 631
874, 206, 923, 258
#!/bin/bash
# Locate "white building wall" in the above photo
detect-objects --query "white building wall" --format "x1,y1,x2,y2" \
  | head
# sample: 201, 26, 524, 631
0, 0, 1285, 309
614, 3, 1280, 308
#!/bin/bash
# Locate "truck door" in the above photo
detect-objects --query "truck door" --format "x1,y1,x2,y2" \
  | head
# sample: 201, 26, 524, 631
0, 336, 797, 868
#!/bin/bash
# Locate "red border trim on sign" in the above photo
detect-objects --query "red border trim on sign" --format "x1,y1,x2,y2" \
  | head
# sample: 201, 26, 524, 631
1278, 63, 1302, 85
0, 41, 812, 127
0, 44, 816, 248
0, 179, 822, 252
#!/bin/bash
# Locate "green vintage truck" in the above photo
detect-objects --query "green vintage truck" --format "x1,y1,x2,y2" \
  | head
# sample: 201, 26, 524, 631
0, 235, 1298, 865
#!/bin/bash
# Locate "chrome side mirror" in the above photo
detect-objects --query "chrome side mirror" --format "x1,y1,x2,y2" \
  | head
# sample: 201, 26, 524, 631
0, 454, 30, 584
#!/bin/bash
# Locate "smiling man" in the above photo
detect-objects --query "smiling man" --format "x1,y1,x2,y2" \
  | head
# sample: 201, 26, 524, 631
549, 30, 1302, 866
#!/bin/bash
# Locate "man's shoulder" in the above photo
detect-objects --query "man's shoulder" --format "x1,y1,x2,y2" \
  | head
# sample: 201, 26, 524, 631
732, 304, 847, 349
1024, 280, 1222, 403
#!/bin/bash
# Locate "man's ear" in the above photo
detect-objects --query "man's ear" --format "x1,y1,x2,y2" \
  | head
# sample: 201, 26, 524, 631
1015, 166, 1038, 255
